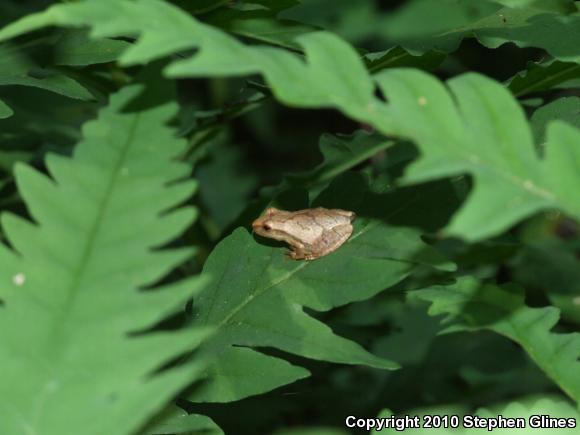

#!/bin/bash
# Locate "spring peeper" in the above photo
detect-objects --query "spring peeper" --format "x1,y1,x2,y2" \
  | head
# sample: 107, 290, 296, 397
252, 207, 356, 260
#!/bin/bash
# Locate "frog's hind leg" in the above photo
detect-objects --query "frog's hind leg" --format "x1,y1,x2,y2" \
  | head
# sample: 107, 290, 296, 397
314, 224, 353, 258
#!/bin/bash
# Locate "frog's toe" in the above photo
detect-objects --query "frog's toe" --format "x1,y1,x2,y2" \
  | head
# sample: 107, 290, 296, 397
286, 250, 302, 260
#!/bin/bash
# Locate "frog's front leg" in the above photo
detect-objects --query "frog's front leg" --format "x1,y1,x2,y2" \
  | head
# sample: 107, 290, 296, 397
287, 243, 318, 261
290, 248, 317, 261
286, 241, 308, 260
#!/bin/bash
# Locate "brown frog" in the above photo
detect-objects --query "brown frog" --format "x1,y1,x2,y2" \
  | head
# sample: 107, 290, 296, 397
252, 207, 356, 260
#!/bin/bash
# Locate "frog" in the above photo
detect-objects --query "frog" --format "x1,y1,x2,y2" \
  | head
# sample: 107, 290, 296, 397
252, 207, 356, 260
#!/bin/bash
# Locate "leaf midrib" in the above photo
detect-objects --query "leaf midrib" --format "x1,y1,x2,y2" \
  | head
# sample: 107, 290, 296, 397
31, 113, 141, 429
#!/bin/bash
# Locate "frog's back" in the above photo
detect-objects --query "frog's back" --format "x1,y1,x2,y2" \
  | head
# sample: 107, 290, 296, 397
308, 207, 354, 227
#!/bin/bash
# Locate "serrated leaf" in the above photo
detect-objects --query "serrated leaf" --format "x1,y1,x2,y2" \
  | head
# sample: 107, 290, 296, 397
0, 1, 377, 120
381, 0, 500, 42
203, 6, 318, 50
0, 79, 211, 435
374, 70, 580, 240
189, 176, 455, 402
1, 0, 579, 241
145, 406, 223, 435
53, 29, 131, 66
282, 131, 393, 189
413, 278, 580, 405
471, 6, 580, 63
507, 61, 580, 97
193, 346, 310, 402
365, 47, 446, 74
0, 41, 93, 100
543, 121, 580, 220
513, 236, 580, 323
380, 1, 580, 61
530, 97, 580, 143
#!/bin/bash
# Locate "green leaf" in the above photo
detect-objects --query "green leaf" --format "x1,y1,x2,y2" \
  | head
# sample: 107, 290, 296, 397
0, 149, 32, 172
0, 98, 12, 118
494, 0, 577, 13
0, 1, 377, 120
380, 1, 580, 62
203, 6, 318, 50
52, 29, 131, 66
0, 41, 93, 100
281, 131, 393, 190
189, 176, 455, 402
376, 397, 580, 434
471, 6, 580, 63
0, 1, 434, 125
170, 32, 375, 120
192, 224, 402, 401
0, 29, 127, 117
1, 1, 579, 241
174, 0, 231, 15
0, 80, 211, 435
145, 406, 223, 435
250, 0, 302, 14
371, 298, 441, 366
365, 47, 446, 74
193, 346, 310, 402
413, 278, 580, 405
513, 235, 580, 323
530, 97, 580, 143
543, 121, 580, 220
381, 0, 500, 42
374, 70, 580, 240
278, 0, 380, 44
507, 61, 580, 97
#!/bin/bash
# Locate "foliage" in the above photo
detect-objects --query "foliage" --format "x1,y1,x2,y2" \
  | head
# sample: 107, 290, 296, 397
0, 0, 578, 434
374, 397, 580, 434
414, 278, 580, 404
0, 77, 212, 434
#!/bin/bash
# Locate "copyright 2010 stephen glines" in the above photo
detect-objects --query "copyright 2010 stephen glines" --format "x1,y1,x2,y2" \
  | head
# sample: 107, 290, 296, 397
345, 414, 578, 432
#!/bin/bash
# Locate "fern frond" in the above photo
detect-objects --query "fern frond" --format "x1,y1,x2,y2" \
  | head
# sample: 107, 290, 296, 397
413, 278, 580, 406
0, 0, 579, 241
0, 81, 211, 435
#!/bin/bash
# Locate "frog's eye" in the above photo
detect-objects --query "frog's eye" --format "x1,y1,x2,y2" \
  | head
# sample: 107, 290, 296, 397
263, 223, 272, 231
